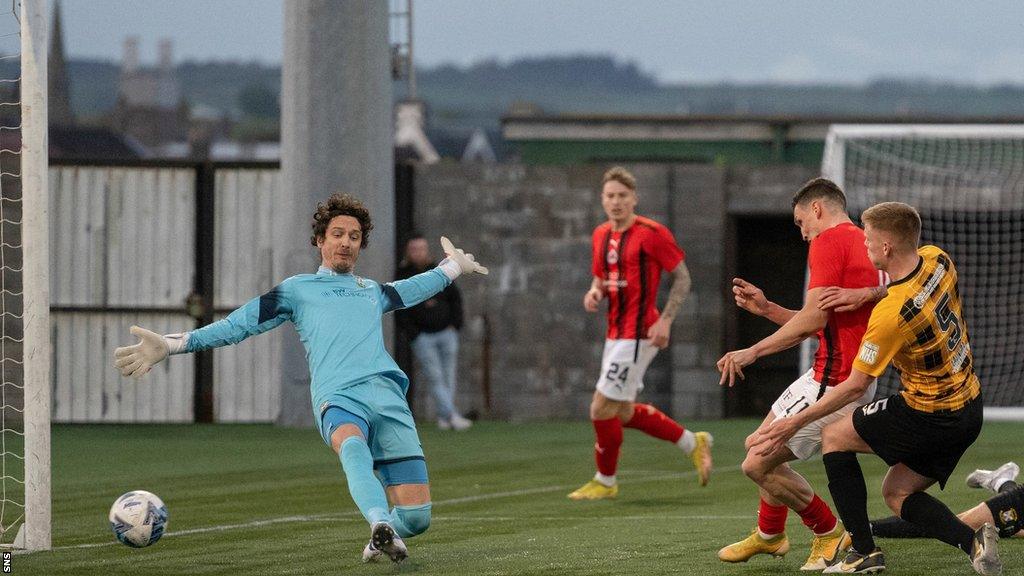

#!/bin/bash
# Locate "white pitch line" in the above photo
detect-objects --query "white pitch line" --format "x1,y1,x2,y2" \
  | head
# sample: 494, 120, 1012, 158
430, 515, 753, 522
53, 465, 743, 551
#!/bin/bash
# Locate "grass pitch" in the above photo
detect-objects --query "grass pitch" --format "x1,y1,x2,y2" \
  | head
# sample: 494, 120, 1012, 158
15, 419, 1024, 575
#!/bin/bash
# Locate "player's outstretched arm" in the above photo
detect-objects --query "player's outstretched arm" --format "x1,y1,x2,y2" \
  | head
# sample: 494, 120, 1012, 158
383, 237, 488, 314
113, 283, 296, 378
817, 285, 888, 313
113, 325, 187, 378
439, 236, 488, 276
732, 277, 796, 326
716, 286, 828, 386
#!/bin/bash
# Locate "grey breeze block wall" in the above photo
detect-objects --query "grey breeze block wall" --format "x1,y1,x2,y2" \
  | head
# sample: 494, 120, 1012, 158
410, 162, 815, 422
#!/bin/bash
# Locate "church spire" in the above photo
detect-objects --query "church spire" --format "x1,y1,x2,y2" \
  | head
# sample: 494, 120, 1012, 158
48, 0, 74, 126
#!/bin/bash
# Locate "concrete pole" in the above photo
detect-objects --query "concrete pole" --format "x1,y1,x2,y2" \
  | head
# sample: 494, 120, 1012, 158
277, 0, 394, 427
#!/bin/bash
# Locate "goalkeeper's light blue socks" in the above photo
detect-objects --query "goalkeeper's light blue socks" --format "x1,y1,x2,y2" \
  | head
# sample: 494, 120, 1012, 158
391, 503, 432, 537
339, 436, 390, 526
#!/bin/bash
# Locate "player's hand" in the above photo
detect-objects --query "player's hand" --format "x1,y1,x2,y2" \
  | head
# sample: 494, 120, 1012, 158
647, 317, 671, 349
114, 325, 169, 379
716, 347, 758, 387
732, 278, 770, 316
440, 236, 488, 275
817, 286, 869, 313
583, 287, 603, 312
744, 419, 775, 450
751, 416, 802, 457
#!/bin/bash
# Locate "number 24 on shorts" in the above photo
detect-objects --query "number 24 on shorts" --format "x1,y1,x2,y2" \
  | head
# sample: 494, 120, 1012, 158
605, 362, 630, 388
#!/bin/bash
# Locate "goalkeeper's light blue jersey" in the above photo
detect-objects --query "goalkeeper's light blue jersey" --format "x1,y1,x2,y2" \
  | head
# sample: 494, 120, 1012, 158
185, 265, 451, 414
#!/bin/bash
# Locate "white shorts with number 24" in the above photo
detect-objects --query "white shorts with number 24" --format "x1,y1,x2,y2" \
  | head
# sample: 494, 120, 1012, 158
595, 339, 659, 402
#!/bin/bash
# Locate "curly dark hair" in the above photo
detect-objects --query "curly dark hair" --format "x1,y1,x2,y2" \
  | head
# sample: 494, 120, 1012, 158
310, 193, 373, 248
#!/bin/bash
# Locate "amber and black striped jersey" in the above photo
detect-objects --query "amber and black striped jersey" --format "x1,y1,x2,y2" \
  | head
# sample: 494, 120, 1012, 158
852, 245, 981, 413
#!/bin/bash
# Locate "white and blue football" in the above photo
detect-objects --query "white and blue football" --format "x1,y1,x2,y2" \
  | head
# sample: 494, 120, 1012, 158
109, 490, 168, 548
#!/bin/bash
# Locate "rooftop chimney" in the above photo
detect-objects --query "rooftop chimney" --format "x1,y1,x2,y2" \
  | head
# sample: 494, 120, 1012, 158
122, 36, 139, 74
158, 38, 173, 72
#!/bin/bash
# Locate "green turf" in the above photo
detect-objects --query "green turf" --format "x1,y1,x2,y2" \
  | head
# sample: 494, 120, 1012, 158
13, 419, 1024, 575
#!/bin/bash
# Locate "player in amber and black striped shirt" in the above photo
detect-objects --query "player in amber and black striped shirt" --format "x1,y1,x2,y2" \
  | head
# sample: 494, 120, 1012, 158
567, 167, 714, 501
759, 202, 1002, 575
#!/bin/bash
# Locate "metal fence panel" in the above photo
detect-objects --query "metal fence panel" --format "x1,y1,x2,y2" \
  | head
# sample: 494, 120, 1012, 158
49, 165, 196, 423
212, 168, 282, 422
51, 312, 193, 422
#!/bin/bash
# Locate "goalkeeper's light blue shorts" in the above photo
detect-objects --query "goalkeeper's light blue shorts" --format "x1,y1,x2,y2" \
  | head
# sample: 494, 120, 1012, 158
318, 375, 427, 485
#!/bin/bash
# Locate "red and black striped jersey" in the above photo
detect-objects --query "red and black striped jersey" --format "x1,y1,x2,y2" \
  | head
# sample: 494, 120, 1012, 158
806, 222, 887, 387
591, 216, 685, 340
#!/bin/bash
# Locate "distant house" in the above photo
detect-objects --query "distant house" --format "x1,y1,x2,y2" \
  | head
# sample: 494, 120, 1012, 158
42, 1, 142, 160
107, 37, 189, 153
49, 126, 144, 160
461, 128, 497, 163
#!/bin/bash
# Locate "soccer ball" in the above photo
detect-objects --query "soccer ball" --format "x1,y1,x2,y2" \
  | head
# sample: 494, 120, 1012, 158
109, 490, 168, 548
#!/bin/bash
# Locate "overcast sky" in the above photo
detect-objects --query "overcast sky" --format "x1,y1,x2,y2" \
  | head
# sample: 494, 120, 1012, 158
61, 0, 1024, 85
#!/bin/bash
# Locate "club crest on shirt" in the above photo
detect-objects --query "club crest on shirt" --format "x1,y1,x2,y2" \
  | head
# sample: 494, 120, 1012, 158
607, 249, 619, 264
858, 341, 879, 365
1001, 508, 1018, 525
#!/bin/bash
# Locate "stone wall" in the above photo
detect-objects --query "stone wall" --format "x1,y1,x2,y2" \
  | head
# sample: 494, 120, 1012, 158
409, 162, 813, 421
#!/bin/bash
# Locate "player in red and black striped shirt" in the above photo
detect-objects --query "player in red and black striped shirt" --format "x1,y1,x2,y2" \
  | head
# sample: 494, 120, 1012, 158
568, 167, 714, 501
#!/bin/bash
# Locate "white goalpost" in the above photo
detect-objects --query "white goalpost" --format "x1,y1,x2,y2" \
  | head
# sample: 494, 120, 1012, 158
817, 124, 1024, 422
0, 0, 49, 551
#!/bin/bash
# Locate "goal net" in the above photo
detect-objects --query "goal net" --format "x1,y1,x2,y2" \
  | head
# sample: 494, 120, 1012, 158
820, 125, 1024, 421
0, 0, 48, 551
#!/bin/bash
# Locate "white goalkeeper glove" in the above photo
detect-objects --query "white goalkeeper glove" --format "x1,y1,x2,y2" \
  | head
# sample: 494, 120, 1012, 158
438, 236, 489, 278
113, 325, 187, 378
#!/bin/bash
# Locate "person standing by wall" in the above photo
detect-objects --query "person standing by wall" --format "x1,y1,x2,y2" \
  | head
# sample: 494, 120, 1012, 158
396, 233, 473, 431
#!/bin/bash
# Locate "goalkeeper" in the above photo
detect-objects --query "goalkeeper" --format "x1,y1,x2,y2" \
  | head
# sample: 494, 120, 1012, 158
112, 193, 487, 564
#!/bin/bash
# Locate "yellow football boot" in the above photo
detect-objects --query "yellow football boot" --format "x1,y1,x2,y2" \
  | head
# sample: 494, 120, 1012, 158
718, 528, 790, 563
691, 431, 714, 486
803, 523, 852, 571
567, 479, 618, 500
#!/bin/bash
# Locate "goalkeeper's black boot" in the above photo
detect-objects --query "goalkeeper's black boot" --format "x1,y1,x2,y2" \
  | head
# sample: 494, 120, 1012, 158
363, 522, 407, 563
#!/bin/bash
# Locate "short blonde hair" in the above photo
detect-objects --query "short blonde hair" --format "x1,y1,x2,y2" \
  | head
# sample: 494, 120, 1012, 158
602, 166, 636, 191
861, 201, 921, 249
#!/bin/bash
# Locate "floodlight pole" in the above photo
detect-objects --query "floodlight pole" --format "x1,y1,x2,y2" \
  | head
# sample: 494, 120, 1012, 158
278, 1, 395, 426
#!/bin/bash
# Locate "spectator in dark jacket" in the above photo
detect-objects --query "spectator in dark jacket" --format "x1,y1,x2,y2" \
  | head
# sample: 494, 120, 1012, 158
396, 233, 472, 430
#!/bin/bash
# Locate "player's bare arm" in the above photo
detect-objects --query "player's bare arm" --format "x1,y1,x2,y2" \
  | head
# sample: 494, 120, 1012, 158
732, 277, 797, 326
716, 286, 828, 387
648, 261, 691, 348
583, 276, 604, 312
817, 284, 888, 313
753, 369, 875, 456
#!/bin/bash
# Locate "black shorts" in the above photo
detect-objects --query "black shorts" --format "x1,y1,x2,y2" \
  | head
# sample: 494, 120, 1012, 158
852, 393, 983, 488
